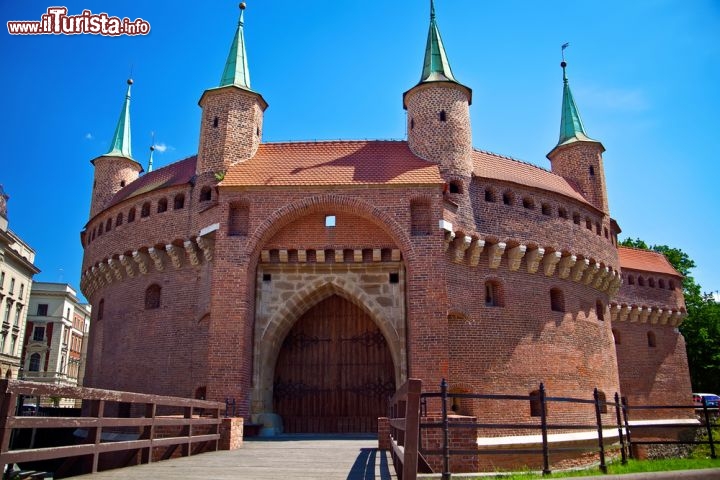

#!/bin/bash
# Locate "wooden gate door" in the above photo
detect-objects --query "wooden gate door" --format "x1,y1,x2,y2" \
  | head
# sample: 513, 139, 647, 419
273, 295, 396, 433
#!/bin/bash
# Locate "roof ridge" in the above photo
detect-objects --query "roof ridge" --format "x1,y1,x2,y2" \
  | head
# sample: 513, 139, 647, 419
473, 148, 552, 174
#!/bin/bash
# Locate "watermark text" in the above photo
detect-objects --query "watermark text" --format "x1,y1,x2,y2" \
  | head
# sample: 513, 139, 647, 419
7, 7, 150, 36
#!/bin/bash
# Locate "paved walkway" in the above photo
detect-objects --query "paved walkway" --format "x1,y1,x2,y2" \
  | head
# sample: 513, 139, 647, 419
75, 435, 396, 480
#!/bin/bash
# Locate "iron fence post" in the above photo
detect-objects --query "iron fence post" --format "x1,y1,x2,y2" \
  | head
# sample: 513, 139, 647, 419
614, 392, 627, 465
621, 396, 633, 460
701, 397, 716, 459
539, 383, 550, 475
441, 379, 450, 480
593, 388, 607, 473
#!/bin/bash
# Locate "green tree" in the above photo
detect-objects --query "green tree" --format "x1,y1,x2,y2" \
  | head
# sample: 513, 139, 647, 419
619, 238, 719, 393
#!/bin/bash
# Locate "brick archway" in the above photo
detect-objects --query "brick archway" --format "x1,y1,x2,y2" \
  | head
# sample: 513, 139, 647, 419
251, 277, 406, 419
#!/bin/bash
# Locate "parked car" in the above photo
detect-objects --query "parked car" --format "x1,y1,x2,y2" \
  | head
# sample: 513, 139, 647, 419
692, 393, 720, 408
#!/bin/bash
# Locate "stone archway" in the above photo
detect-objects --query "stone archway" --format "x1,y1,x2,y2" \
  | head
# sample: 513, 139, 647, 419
273, 294, 396, 433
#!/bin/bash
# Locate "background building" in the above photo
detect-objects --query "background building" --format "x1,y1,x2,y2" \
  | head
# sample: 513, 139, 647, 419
22, 282, 91, 401
0, 185, 39, 380
79, 2, 691, 440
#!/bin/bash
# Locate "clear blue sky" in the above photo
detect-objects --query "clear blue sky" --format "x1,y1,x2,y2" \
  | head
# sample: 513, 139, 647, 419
2, 1, 719, 300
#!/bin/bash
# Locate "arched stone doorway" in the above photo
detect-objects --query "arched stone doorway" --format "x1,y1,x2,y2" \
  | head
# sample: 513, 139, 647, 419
273, 294, 396, 433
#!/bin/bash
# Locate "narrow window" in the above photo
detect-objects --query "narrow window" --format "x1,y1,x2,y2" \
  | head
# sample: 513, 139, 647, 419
668, 280, 675, 290
573, 213, 581, 225
145, 284, 161, 310
638, 276, 646, 287
389, 273, 400, 284
262, 274, 271, 282
128, 207, 136, 223
604, 227, 609, 239
522, 197, 535, 210
29, 353, 41, 372
612, 328, 620, 345
541, 204, 552, 216
449, 181, 461, 194
141, 202, 151, 217
596, 300, 605, 321
228, 203, 249, 236
439, 110, 446, 122
37, 304, 48, 316
9, 278, 15, 294
116, 212, 123, 226
484, 189, 496, 202
484, 280, 503, 307
213, 116, 219, 128
550, 288, 565, 312
647, 331, 657, 348
200, 186, 212, 202
19, 284, 24, 300
410, 118, 415, 130
120, 180, 126, 188
157, 198, 168, 213
98, 299, 104, 321
558, 208, 568, 219
596, 222, 601, 235
589, 165, 595, 176
410, 199, 431, 236
529, 390, 545, 417
628, 275, 635, 286
256, 126, 260, 137
325, 215, 336, 227
648, 278, 656, 288
98, 223, 103, 235
106, 218, 112, 232
33, 326, 45, 342
585, 218, 592, 230
174, 194, 185, 210
502, 192, 513, 206
596, 391, 607, 413
658, 279, 666, 289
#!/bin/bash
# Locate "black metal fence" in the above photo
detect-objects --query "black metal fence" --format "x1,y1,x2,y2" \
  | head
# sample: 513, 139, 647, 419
417, 379, 717, 478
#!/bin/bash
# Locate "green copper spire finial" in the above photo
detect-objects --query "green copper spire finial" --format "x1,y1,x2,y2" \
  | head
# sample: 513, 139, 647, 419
147, 132, 155, 173
419, 0, 457, 84
105, 78, 134, 159
220, 2, 251, 89
557, 45, 597, 146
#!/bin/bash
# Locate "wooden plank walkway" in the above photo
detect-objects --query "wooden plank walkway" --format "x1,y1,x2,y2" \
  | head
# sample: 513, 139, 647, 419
74, 435, 396, 480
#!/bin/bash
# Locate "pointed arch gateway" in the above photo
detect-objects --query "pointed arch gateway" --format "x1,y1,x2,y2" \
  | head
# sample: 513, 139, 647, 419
253, 279, 405, 434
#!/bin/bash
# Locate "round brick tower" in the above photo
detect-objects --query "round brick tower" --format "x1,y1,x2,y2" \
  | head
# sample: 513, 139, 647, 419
196, 2, 268, 177
89, 78, 143, 219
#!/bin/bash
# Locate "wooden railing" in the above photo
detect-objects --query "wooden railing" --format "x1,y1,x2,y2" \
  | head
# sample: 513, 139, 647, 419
388, 378, 421, 480
0, 380, 224, 477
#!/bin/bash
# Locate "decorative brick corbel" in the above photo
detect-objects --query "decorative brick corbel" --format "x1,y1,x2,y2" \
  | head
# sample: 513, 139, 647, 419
468, 238, 486, 267
196, 236, 214, 262
543, 251, 562, 276
582, 262, 600, 285
132, 250, 150, 275
557, 255, 577, 279
107, 258, 124, 281
184, 240, 201, 266
593, 267, 610, 289
507, 245, 527, 271
525, 247, 545, 274
97, 262, 113, 284
148, 247, 165, 272
488, 242, 506, 269
570, 257, 589, 282
453, 235, 472, 264
119, 254, 136, 278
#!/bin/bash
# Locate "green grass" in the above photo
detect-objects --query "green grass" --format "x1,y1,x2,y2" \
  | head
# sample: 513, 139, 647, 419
474, 457, 720, 479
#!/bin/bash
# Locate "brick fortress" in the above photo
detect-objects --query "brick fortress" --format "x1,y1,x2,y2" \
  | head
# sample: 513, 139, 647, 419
79, 1, 692, 442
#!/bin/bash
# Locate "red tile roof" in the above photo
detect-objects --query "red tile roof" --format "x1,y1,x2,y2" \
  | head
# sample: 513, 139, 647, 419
108, 156, 197, 207
472, 150, 590, 206
221, 141, 443, 187
618, 246, 682, 277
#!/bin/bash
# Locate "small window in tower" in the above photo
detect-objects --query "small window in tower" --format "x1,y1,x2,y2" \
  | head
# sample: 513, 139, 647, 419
638, 276, 646, 287
502, 191, 514, 206
141, 202, 151, 218
116, 213, 123, 226
596, 300, 605, 321
439, 110, 447, 122
105, 218, 112, 232
98, 223, 103, 236
550, 288, 565, 312
522, 197, 535, 210
200, 186, 212, 202
98, 299, 104, 321
573, 213, 581, 225
647, 331, 657, 348
213, 116, 219, 128
174, 194, 185, 210
256, 126, 260, 137
658, 279, 666, 289
120, 180, 126, 187
648, 278, 656, 288
325, 215, 336, 228
485, 280, 503, 307
668, 280, 675, 290
604, 227, 609, 239
596, 222, 601, 235
449, 181, 462, 194
484, 189, 496, 202
589, 165, 595, 176
389, 273, 400, 284
145, 284, 161, 310
128, 207, 136, 223
558, 208, 568, 219
157, 198, 168, 213
586, 218, 592, 230
541, 203, 552, 216
628, 275, 635, 285
410, 118, 415, 130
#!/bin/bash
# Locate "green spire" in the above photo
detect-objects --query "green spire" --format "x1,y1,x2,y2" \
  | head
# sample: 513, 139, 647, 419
557, 60, 597, 146
220, 2, 251, 89
419, 0, 458, 83
105, 78, 134, 158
